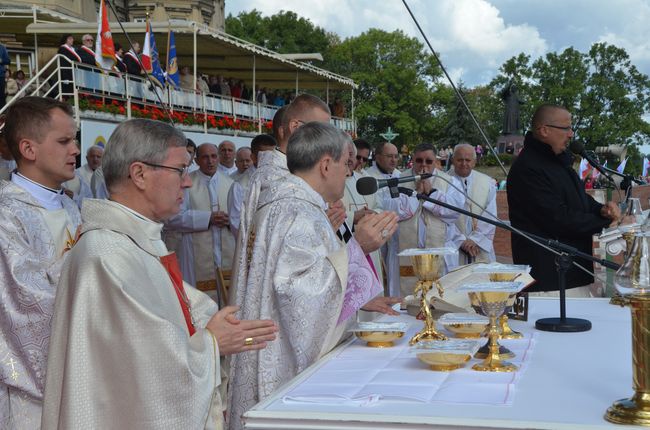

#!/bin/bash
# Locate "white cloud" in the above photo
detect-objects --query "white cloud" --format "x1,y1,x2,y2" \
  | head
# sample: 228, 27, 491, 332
223, 0, 550, 85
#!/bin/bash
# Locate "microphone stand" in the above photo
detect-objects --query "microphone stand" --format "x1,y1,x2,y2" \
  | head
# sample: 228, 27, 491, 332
397, 187, 620, 332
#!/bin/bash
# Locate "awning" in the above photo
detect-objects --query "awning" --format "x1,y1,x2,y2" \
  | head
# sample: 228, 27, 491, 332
22, 18, 357, 91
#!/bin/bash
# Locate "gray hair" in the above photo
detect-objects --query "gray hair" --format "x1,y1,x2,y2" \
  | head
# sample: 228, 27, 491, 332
86, 145, 104, 156
453, 142, 476, 159
287, 122, 350, 173
236, 146, 251, 157
103, 119, 186, 191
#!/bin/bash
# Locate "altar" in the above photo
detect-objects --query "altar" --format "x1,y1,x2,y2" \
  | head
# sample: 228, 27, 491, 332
243, 298, 646, 429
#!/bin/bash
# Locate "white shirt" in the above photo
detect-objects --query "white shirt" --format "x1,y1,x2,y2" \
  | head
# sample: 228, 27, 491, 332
217, 163, 237, 176
11, 172, 65, 210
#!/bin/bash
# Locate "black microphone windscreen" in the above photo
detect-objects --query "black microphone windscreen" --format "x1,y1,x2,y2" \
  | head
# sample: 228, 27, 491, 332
569, 140, 585, 155
356, 176, 378, 195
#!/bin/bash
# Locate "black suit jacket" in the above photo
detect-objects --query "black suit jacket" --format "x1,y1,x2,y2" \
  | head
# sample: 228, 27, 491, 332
507, 132, 611, 291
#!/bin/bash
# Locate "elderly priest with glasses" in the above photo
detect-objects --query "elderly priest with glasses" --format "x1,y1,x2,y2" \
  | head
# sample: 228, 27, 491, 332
41, 119, 278, 429
397, 143, 464, 297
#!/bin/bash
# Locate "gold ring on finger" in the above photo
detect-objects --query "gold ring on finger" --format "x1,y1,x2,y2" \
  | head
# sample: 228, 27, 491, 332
244, 337, 254, 346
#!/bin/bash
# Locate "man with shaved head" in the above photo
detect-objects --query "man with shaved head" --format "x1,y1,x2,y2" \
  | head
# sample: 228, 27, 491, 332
507, 104, 621, 296
217, 140, 237, 176
366, 141, 418, 297
449, 142, 496, 266
231, 146, 252, 181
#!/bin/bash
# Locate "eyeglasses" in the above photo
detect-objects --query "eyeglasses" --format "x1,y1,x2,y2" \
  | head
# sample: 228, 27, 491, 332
415, 158, 435, 165
356, 155, 369, 162
141, 161, 190, 178
545, 124, 573, 132
84, 38, 94, 42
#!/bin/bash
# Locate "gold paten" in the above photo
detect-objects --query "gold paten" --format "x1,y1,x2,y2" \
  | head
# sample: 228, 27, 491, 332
471, 291, 518, 372
444, 322, 486, 339
605, 295, 650, 426
355, 331, 405, 348
417, 352, 471, 371
409, 253, 447, 345
489, 273, 524, 339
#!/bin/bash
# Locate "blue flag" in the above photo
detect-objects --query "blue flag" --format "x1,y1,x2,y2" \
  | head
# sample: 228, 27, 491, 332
147, 22, 166, 87
166, 30, 179, 88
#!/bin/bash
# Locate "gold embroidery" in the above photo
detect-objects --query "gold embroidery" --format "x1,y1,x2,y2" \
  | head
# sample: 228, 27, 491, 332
246, 225, 256, 269
63, 225, 81, 253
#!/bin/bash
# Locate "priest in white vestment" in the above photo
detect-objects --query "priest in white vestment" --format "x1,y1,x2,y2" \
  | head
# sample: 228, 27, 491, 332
365, 142, 417, 297
342, 140, 385, 291
0, 97, 81, 429
228, 122, 398, 430
227, 134, 277, 237
42, 118, 277, 429
230, 146, 252, 182
230, 95, 332, 304
448, 143, 496, 265
76, 144, 103, 186
165, 143, 235, 296
398, 143, 465, 297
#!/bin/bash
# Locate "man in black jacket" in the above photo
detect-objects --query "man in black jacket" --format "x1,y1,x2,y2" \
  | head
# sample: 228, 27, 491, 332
507, 104, 621, 295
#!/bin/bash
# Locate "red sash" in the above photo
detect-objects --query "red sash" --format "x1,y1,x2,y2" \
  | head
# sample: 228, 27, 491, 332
160, 253, 196, 336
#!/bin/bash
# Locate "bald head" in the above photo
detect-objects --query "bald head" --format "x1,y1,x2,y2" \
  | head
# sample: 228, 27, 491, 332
218, 140, 235, 168
375, 142, 398, 173
86, 145, 104, 171
197, 143, 219, 176
531, 104, 574, 155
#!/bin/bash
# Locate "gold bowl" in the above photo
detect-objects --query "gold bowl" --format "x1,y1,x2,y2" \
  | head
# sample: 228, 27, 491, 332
416, 352, 472, 371
355, 331, 405, 347
443, 322, 487, 338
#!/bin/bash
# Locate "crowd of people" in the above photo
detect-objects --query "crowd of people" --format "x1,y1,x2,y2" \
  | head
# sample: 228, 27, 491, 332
0, 94, 630, 429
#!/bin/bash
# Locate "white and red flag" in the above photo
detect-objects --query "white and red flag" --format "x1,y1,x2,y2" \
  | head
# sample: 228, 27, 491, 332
95, 0, 115, 70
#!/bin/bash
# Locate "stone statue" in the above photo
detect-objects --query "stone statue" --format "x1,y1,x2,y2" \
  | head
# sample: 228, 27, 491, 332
501, 81, 523, 135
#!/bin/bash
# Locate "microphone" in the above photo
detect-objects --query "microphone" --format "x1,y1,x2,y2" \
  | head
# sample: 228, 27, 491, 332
568, 140, 614, 182
356, 173, 433, 195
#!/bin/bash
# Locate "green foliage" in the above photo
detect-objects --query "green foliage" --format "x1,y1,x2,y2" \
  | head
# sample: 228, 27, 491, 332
323, 28, 441, 151
481, 153, 513, 167
489, 43, 650, 151
225, 10, 333, 54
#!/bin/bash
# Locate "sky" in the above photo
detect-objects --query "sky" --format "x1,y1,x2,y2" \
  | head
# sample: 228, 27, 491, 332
225, 0, 650, 87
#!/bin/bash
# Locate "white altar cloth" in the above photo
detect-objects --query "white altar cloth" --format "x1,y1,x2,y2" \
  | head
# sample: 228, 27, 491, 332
244, 298, 645, 429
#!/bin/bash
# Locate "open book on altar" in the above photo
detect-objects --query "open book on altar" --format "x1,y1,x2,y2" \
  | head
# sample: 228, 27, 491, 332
403, 263, 536, 315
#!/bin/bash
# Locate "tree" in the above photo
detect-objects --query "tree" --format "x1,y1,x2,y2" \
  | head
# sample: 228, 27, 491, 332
225, 10, 333, 54
490, 43, 650, 151
324, 29, 441, 150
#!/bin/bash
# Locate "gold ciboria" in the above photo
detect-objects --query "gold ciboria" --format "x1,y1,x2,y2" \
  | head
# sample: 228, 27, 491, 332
459, 282, 526, 372
398, 248, 457, 345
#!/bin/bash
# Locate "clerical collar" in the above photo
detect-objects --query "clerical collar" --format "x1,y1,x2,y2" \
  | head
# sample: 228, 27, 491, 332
11, 172, 65, 210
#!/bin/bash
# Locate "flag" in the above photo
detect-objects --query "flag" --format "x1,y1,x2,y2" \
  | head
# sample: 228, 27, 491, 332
94, 0, 115, 70
166, 30, 179, 88
141, 20, 165, 87
643, 158, 650, 178
579, 158, 592, 180
617, 157, 628, 174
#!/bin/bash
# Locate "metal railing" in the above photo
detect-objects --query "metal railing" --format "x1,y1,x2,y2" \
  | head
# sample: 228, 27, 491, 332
0, 55, 357, 135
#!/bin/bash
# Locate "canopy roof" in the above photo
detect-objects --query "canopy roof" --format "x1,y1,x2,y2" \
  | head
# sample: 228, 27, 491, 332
23, 18, 356, 91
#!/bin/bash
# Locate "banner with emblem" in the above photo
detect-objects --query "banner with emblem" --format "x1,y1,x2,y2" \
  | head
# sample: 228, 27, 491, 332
166, 30, 180, 88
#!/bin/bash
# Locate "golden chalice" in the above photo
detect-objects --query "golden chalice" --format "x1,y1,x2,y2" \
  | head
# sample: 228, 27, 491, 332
401, 250, 447, 345
489, 272, 524, 340
469, 291, 515, 360
471, 290, 518, 372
